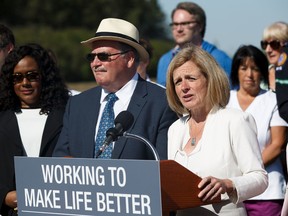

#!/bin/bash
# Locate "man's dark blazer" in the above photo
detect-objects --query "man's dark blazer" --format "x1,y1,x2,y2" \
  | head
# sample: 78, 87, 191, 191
53, 78, 179, 160
0, 109, 65, 216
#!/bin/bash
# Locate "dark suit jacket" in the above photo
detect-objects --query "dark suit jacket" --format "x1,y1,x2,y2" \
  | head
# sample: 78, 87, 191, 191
0, 109, 65, 216
276, 46, 288, 122
53, 78, 178, 160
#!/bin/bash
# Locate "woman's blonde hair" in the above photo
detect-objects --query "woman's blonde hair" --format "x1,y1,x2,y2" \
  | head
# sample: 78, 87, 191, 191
262, 21, 288, 42
166, 44, 230, 116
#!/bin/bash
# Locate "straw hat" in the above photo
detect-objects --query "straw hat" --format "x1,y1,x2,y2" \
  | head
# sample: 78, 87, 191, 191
81, 18, 149, 61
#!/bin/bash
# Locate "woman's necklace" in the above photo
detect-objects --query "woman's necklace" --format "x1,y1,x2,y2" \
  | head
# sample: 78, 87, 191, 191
190, 120, 206, 146
191, 137, 197, 146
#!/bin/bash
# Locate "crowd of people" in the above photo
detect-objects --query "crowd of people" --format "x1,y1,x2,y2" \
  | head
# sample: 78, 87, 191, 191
0, 1, 288, 216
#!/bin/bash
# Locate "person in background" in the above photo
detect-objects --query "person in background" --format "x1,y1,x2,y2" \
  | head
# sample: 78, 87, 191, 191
53, 18, 178, 160
0, 24, 15, 71
166, 44, 267, 215
283, 143, 288, 216
275, 40, 288, 124
157, 1, 231, 87
137, 38, 153, 81
277, 44, 288, 216
0, 43, 70, 216
261, 21, 288, 91
283, 146, 288, 216
226, 45, 287, 216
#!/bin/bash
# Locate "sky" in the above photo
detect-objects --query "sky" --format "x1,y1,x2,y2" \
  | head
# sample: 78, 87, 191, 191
157, 0, 288, 57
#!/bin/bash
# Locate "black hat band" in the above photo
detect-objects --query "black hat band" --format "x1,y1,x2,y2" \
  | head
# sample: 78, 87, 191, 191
94, 32, 139, 44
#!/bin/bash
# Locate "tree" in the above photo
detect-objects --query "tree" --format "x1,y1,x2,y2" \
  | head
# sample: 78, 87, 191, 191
0, 0, 168, 39
0, 0, 173, 82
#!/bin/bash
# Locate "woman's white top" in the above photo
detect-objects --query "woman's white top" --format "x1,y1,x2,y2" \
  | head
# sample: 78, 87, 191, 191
16, 109, 47, 157
227, 90, 287, 199
168, 107, 268, 215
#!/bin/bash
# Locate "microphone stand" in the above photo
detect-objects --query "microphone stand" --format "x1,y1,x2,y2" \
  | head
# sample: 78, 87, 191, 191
123, 132, 160, 161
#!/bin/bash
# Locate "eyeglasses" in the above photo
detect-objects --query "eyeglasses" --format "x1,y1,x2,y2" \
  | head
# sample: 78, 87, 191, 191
169, 21, 197, 29
260, 40, 281, 50
86, 50, 131, 62
12, 71, 40, 84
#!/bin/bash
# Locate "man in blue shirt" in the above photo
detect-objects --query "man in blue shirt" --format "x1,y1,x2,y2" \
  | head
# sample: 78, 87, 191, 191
157, 2, 231, 87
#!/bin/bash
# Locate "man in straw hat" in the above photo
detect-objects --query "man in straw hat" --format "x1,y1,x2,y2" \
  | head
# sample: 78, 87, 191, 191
53, 18, 178, 160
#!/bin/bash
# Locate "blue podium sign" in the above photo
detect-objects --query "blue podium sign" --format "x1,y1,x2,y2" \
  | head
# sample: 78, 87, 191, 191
14, 157, 162, 216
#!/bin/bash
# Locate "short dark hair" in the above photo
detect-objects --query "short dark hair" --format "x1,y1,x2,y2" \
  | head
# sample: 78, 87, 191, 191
0, 24, 15, 48
230, 45, 269, 87
139, 38, 153, 60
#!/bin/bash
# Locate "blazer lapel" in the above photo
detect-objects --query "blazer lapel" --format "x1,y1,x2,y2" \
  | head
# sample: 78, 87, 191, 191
112, 78, 147, 158
83, 88, 101, 157
40, 109, 64, 156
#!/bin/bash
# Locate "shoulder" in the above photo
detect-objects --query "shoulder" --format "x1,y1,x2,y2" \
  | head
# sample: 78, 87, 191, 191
158, 49, 173, 64
169, 115, 188, 131
202, 40, 231, 59
69, 89, 81, 96
142, 81, 169, 105
159, 49, 173, 59
227, 90, 237, 106
147, 83, 170, 105
64, 87, 101, 110
146, 80, 166, 91
262, 89, 276, 97
230, 90, 237, 97
210, 108, 257, 135
258, 90, 277, 103
212, 107, 255, 124
136, 79, 166, 95
69, 86, 100, 100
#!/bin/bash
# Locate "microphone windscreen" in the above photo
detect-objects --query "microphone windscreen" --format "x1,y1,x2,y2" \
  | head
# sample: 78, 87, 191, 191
114, 111, 134, 131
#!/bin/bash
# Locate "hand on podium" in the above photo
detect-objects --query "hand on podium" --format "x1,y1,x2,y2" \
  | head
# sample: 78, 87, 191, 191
198, 176, 235, 202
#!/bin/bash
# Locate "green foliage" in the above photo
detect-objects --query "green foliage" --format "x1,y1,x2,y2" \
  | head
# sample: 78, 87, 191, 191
13, 26, 94, 82
0, 0, 168, 38
0, 0, 174, 82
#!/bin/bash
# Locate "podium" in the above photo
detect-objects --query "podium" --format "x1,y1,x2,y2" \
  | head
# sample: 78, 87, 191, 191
15, 157, 220, 216
160, 160, 220, 216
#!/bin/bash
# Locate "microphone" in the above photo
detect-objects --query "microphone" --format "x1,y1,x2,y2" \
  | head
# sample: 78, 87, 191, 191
95, 111, 134, 158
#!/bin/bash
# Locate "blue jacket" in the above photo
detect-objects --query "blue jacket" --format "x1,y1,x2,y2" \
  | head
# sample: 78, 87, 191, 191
156, 40, 232, 86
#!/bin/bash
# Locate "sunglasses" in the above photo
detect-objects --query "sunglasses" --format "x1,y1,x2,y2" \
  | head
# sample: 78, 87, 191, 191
12, 71, 40, 84
260, 40, 281, 50
86, 50, 131, 62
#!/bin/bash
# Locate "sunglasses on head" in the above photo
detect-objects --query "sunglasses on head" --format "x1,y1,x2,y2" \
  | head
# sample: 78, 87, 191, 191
85, 50, 131, 62
12, 71, 40, 84
260, 40, 281, 50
